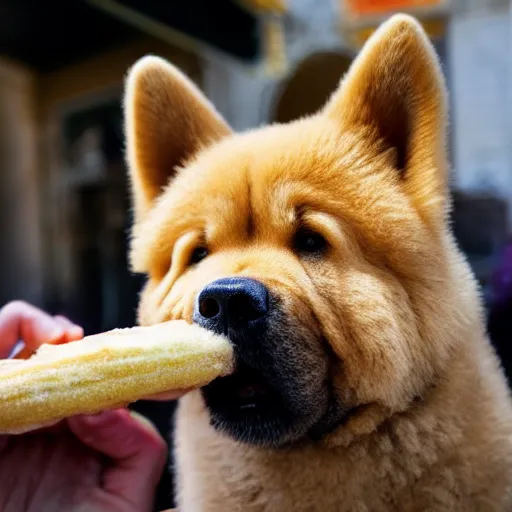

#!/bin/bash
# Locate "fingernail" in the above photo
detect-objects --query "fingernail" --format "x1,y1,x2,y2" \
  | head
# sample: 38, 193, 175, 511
48, 327, 65, 343
67, 326, 84, 339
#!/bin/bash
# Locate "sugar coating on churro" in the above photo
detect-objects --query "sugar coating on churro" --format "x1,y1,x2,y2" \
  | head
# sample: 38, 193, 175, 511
0, 321, 233, 433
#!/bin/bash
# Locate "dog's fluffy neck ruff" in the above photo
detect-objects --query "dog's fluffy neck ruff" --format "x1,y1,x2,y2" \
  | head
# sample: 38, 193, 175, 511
317, 331, 495, 453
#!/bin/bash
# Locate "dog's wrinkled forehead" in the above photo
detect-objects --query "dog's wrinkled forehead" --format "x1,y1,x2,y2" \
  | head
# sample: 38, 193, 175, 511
129, 126, 343, 253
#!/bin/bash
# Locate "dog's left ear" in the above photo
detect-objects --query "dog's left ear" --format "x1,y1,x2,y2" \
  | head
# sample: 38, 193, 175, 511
324, 14, 448, 226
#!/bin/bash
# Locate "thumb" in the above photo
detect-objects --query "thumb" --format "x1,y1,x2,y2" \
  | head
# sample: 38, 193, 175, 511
69, 409, 167, 511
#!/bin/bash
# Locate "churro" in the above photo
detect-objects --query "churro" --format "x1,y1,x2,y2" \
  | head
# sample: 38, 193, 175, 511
0, 321, 233, 433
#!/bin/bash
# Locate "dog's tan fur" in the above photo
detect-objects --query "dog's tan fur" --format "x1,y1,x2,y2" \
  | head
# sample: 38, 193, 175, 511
124, 14, 512, 511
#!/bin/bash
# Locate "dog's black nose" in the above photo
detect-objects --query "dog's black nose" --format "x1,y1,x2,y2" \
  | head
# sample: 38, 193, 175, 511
193, 277, 269, 335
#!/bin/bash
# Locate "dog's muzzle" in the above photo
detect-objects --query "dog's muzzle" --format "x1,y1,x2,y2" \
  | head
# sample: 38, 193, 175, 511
193, 276, 333, 447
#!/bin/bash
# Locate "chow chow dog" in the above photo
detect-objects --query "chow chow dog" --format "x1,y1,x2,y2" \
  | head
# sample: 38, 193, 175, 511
124, 14, 512, 511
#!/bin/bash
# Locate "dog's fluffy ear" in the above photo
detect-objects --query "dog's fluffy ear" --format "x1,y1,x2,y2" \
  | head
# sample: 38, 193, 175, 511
324, 15, 448, 225
124, 56, 231, 222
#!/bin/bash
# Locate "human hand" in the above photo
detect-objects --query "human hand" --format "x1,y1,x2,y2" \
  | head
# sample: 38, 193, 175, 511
0, 301, 181, 512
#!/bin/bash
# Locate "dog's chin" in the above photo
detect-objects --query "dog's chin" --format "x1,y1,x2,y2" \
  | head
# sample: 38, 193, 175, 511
201, 360, 319, 447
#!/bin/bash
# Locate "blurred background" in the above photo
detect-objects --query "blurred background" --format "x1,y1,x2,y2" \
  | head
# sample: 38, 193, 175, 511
1, 0, 512, 509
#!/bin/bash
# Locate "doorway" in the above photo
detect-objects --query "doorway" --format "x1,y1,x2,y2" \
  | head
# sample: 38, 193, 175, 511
271, 52, 353, 123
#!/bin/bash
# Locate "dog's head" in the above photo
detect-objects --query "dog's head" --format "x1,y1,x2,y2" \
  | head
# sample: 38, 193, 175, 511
124, 15, 481, 447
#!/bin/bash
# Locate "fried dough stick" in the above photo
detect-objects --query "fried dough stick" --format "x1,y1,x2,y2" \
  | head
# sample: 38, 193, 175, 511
0, 321, 233, 433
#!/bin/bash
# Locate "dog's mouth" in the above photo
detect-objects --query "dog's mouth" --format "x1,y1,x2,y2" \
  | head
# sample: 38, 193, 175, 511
203, 359, 277, 412
199, 327, 330, 446
229, 362, 273, 409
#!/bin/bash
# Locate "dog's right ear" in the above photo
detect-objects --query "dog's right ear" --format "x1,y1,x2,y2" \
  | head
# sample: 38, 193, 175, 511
124, 56, 231, 222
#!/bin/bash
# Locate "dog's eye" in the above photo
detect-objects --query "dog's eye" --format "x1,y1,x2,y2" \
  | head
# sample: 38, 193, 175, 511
294, 229, 327, 255
189, 247, 209, 265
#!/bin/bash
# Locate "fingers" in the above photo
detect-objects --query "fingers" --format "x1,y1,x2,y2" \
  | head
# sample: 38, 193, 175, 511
54, 315, 84, 342
69, 409, 167, 511
0, 301, 84, 359
0, 301, 64, 359
15, 317, 83, 359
